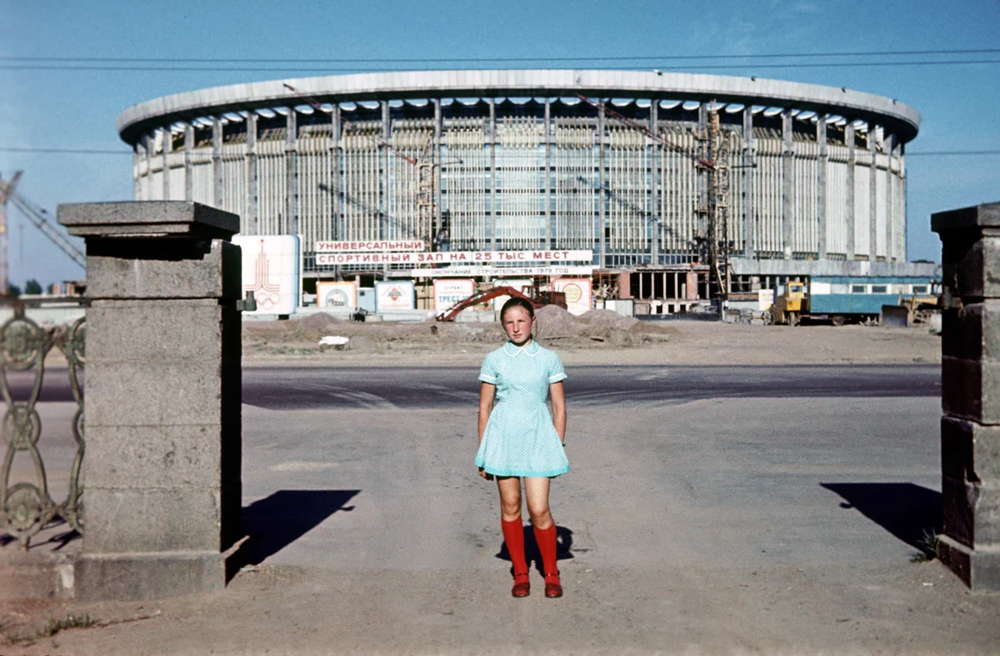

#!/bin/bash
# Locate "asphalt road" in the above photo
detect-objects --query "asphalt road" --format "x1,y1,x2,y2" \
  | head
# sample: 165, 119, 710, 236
240, 364, 939, 410
22, 364, 940, 408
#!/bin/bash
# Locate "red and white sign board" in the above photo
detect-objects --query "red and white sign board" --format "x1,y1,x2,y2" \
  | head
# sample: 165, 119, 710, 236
554, 278, 593, 316
316, 240, 425, 252
434, 279, 475, 314
233, 235, 301, 315
317, 281, 358, 309
492, 279, 533, 311
375, 281, 415, 311
314, 249, 593, 266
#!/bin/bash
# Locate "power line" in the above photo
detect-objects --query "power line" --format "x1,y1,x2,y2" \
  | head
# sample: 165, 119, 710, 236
2, 59, 1000, 73
3, 146, 999, 157
2, 47, 998, 64
905, 150, 1000, 156
0, 147, 132, 155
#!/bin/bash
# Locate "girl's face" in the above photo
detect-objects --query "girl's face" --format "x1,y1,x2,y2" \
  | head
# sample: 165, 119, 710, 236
502, 306, 535, 344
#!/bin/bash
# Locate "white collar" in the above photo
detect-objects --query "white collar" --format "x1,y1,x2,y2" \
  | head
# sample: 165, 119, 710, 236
503, 340, 540, 358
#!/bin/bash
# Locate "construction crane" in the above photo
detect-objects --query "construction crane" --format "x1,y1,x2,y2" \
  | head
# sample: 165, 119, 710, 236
575, 95, 734, 309
0, 170, 21, 294
0, 174, 86, 274
283, 83, 460, 252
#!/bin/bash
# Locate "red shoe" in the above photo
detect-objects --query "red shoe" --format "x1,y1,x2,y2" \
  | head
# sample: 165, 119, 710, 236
511, 573, 530, 598
544, 571, 562, 598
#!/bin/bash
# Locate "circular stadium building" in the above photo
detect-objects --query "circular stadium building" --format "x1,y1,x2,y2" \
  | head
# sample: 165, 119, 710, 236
117, 70, 936, 313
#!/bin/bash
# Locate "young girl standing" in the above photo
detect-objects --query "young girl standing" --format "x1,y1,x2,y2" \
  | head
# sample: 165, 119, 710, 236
476, 297, 569, 598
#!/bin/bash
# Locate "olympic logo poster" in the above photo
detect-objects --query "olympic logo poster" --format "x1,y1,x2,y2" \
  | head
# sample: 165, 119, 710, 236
553, 278, 593, 316
316, 281, 358, 309
233, 235, 301, 315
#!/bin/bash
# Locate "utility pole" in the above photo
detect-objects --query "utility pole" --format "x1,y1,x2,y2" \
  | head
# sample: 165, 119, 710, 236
0, 171, 23, 296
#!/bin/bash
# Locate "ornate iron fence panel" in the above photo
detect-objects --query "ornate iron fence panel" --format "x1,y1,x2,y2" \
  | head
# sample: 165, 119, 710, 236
0, 301, 85, 549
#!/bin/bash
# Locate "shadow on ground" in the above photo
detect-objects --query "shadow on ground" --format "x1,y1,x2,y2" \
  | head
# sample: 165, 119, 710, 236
821, 482, 942, 551
496, 525, 574, 575
239, 489, 360, 567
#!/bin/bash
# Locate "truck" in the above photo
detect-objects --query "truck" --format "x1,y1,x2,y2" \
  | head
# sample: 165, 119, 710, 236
767, 276, 938, 326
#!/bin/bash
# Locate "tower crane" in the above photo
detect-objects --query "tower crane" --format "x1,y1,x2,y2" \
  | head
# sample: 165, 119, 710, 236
0, 174, 86, 276
575, 95, 733, 307
283, 84, 461, 251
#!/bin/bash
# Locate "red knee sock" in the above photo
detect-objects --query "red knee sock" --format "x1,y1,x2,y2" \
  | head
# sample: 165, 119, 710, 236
502, 519, 528, 577
533, 524, 559, 577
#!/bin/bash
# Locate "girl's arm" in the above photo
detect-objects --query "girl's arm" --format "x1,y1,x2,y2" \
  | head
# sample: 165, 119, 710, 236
478, 382, 496, 444
550, 381, 567, 445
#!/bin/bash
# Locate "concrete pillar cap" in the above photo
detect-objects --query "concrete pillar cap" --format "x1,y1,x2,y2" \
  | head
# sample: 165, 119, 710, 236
932, 202, 1000, 234
58, 201, 239, 241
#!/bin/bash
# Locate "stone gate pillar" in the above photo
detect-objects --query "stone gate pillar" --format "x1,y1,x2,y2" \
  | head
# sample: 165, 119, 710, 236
58, 201, 243, 601
932, 201, 1000, 591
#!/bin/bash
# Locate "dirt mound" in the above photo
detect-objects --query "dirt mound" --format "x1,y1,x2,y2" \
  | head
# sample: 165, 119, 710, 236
579, 308, 640, 330
295, 312, 344, 331
534, 304, 586, 338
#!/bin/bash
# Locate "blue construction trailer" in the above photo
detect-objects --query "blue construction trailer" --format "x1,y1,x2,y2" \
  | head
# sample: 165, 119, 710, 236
803, 276, 938, 325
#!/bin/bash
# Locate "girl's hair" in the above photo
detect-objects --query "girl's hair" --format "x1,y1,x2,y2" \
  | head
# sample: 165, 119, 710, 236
500, 296, 535, 322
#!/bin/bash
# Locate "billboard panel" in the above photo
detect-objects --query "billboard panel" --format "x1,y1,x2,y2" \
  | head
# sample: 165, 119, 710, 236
554, 278, 593, 316
375, 281, 416, 312
317, 281, 358, 308
433, 279, 475, 314
233, 235, 301, 315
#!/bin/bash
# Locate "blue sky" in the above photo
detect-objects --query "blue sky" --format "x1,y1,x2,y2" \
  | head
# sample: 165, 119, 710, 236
1, 0, 997, 286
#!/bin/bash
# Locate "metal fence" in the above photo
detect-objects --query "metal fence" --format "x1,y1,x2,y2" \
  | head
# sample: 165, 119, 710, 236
0, 300, 85, 549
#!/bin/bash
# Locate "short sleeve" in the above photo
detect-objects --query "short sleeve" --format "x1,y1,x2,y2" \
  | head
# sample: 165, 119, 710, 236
478, 353, 499, 384
547, 352, 567, 384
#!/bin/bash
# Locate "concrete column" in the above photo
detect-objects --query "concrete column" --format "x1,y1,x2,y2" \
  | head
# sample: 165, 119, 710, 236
162, 128, 172, 201
781, 111, 794, 259
332, 105, 341, 242
144, 133, 153, 202
932, 202, 1000, 592
433, 99, 442, 248
544, 98, 551, 251
246, 113, 258, 235
212, 118, 223, 209
381, 101, 390, 272
184, 124, 194, 202
885, 132, 896, 262
895, 139, 905, 261
685, 270, 699, 300
742, 108, 756, 259
650, 101, 660, 263
57, 201, 244, 601
488, 98, 496, 251
598, 102, 607, 267
817, 116, 828, 259
133, 144, 142, 200
697, 105, 709, 248
285, 109, 298, 236
845, 123, 856, 259
868, 124, 878, 260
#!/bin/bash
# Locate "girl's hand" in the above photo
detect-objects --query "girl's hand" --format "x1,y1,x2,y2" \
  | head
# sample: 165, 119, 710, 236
479, 467, 493, 481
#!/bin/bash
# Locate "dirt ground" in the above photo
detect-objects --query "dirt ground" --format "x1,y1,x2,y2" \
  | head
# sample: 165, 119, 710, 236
2, 313, 975, 656
242, 306, 942, 367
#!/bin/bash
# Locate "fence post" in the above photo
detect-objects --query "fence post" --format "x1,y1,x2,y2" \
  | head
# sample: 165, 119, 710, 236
932, 201, 1000, 591
58, 201, 243, 601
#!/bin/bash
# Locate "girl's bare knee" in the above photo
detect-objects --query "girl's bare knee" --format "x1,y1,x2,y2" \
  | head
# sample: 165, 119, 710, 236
528, 505, 551, 527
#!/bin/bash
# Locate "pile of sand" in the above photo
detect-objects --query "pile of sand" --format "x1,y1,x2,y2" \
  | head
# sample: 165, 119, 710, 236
242, 304, 672, 355
534, 304, 587, 338
579, 308, 640, 331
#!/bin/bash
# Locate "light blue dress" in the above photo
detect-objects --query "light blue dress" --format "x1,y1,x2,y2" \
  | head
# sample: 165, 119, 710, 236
475, 340, 570, 478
